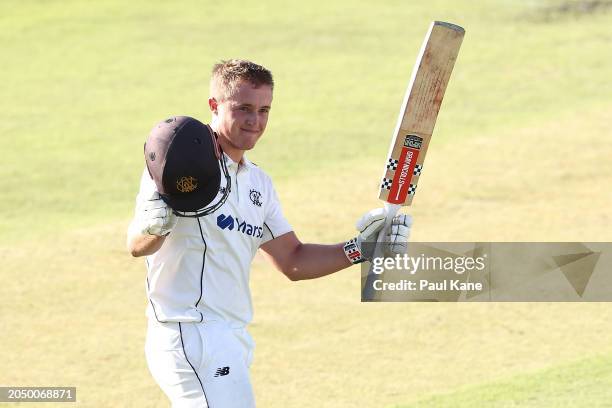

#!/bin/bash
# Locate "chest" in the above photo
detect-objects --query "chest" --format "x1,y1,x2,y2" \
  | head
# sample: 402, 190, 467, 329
172, 169, 267, 248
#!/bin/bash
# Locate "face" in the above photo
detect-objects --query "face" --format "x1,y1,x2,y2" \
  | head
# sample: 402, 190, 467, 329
209, 80, 273, 154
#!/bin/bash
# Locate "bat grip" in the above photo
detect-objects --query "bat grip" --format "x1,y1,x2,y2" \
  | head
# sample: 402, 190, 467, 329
374, 202, 401, 250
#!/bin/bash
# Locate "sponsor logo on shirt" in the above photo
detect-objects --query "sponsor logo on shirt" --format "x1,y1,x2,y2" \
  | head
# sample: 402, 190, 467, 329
216, 214, 263, 238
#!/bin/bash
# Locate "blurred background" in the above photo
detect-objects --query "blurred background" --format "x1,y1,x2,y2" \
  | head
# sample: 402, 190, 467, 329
1, 0, 611, 406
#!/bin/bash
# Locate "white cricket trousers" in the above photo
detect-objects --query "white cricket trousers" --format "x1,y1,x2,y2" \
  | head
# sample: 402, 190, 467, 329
145, 318, 256, 407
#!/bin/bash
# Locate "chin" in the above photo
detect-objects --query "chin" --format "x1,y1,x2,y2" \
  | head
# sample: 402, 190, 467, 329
241, 134, 261, 148
242, 140, 258, 150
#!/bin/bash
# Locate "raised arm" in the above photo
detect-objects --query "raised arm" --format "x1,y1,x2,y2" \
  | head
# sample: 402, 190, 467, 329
259, 232, 350, 281
260, 208, 412, 281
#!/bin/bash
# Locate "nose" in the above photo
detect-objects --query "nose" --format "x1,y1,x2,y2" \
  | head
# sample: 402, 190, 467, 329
245, 112, 257, 127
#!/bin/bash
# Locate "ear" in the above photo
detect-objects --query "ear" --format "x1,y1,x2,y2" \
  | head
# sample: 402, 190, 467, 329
208, 97, 218, 115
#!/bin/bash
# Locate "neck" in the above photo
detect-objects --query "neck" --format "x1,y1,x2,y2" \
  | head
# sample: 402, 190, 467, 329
219, 139, 244, 164
212, 126, 243, 164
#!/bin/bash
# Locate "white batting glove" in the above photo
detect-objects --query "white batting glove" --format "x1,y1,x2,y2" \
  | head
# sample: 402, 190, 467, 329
343, 208, 412, 264
134, 192, 177, 236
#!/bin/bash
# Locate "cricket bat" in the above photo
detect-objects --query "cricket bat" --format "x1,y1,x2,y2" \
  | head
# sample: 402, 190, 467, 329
362, 21, 465, 301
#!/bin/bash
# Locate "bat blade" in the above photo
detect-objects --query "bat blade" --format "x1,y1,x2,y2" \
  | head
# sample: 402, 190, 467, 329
379, 21, 464, 206
362, 21, 464, 302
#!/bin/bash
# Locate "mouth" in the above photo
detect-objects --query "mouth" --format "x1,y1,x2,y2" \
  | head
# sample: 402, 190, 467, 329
240, 128, 260, 135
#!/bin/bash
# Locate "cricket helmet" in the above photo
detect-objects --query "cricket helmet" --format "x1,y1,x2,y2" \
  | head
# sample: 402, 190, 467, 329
144, 116, 230, 216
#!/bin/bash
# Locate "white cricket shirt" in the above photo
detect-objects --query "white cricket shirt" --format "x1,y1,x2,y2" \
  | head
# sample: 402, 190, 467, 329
133, 154, 292, 327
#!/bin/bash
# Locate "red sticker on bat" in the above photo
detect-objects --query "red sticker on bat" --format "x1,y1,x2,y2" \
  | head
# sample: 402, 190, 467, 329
388, 135, 422, 204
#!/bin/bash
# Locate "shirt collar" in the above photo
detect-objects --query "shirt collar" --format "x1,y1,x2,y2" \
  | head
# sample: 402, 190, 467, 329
223, 153, 254, 173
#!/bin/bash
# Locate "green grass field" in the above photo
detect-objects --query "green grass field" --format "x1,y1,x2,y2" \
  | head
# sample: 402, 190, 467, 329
2, 0, 612, 406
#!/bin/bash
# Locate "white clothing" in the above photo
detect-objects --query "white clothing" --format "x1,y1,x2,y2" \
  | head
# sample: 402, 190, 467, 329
131, 154, 292, 407
134, 154, 292, 326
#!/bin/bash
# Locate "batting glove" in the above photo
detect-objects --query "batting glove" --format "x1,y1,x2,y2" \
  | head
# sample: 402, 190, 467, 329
134, 192, 177, 236
343, 208, 412, 264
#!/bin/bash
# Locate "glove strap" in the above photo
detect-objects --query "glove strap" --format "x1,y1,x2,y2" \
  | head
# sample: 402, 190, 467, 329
343, 237, 365, 264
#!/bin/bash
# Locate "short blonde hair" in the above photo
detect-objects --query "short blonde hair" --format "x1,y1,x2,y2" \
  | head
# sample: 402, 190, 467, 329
210, 59, 274, 101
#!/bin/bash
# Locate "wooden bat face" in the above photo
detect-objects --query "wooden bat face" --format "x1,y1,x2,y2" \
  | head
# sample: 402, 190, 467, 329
379, 21, 464, 206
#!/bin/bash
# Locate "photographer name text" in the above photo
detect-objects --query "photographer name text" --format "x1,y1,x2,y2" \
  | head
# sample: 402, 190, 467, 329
372, 279, 483, 292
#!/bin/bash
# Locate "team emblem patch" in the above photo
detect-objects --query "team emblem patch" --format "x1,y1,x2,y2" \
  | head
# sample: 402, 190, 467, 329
176, 176, 198, 193
249, 189, 262, 207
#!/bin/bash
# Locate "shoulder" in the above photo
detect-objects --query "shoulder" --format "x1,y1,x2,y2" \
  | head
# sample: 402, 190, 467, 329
244, 164, 283, 210
246, 163, 276, 190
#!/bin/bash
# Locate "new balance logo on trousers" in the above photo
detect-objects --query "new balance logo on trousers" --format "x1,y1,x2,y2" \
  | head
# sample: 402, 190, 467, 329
214, 367, 230, 377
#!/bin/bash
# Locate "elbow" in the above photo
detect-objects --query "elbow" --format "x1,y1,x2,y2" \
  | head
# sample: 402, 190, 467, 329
282, 243, 304, 281
128, 237, 162, 257
128, 244, 142, 258
282, 265, 303, 281
268, 241, 305, 281
127, 238, 144, 258
285, 273, 302, 282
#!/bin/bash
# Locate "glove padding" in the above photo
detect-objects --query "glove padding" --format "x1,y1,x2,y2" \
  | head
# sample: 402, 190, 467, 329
134, 191, 177, 236
355, 208, 412, 261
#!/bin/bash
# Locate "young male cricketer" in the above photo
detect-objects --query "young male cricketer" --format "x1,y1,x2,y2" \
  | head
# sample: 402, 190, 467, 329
127, 59, 412, 407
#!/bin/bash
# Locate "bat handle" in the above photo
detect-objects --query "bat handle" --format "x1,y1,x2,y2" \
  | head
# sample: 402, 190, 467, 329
362, 202, 401, 301
377, 202, 401, 244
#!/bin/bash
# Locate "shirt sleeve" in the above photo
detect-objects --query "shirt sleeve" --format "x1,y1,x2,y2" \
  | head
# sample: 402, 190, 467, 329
135, 168, 157, 205
260, 179, 292, 245
127, 168, 157, 238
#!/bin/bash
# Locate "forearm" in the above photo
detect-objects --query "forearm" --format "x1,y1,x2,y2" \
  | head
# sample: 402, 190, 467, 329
127, 229, 166, 257
282, 243, 352, 281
